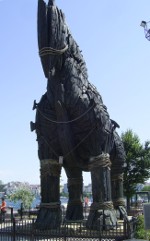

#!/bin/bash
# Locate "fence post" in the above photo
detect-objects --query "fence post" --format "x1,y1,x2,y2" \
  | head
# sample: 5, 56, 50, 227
31, 218, 35, 241
20, 203, 23, 220
12, 218, 16, 241
10, 207, 14, 222
127, 220, 131, 239
123, 219, 127, 238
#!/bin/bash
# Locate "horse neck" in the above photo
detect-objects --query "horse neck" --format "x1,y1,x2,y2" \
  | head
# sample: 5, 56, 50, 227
63, 33, 88, 80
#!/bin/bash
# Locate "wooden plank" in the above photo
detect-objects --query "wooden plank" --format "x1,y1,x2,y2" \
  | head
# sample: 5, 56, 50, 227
37, 0, 49, 78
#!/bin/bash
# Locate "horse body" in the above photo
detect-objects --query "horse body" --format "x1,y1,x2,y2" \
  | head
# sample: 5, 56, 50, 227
31, 0, 127, 229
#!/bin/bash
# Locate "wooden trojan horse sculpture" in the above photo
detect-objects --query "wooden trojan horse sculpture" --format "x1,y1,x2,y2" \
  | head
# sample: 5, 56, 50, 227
31, 0, 127, 229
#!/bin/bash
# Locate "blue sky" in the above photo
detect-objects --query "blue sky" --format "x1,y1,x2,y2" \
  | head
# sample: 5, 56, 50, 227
0, 0, 150, 185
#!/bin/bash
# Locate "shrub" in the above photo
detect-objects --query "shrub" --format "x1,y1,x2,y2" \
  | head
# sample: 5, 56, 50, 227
135, 215, 150, 240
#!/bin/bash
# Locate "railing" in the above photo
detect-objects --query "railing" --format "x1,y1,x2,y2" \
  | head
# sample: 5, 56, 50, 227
0, 207, 138, 241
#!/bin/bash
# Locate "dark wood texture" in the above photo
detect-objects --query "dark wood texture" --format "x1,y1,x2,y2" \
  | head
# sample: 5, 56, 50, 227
31, 0, 127, 229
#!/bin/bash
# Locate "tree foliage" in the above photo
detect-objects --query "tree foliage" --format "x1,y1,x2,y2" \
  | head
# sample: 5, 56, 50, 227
142, 185, 150, 191
8, 188, 34, 209
121, 129, 150, 201
0, 180, 5, 192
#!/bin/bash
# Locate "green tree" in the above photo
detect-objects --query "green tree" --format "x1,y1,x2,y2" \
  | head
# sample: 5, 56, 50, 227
142, 185, 150, 191
0, 180, 5, 192
121, 129, 150, 211
8, 188, 34, 209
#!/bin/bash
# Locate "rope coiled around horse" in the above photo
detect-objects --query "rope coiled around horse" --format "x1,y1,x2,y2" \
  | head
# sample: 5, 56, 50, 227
39, 45, 68, 56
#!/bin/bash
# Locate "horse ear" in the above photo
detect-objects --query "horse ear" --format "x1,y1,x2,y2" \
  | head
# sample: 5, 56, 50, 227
48, 0, 55, 6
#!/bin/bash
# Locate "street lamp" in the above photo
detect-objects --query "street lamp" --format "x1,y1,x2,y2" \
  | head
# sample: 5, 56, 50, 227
140, 20, 150, 41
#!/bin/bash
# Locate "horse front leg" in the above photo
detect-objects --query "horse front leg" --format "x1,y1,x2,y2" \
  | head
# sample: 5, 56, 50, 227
35, 159, 62, 229
33, 96, 62, 229
87, 153, 117, 230
64, 167, 84, 221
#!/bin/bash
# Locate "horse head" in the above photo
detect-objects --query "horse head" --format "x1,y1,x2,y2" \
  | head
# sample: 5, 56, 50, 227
38, 0, 69, 78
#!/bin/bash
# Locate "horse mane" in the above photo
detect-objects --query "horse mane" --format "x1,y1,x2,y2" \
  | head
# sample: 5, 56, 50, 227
38, 0, 89, 82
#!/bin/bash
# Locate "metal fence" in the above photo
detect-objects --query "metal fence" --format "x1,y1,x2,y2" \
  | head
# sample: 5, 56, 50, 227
0, 208, 137, 241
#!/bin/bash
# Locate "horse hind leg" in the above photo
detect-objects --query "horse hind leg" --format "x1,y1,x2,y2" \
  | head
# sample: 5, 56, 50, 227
111, 162, 128, 220
64, 167, 84, 221
111, 172, 128, 220
110, 131, 128, 220
87, 153, 117, 230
